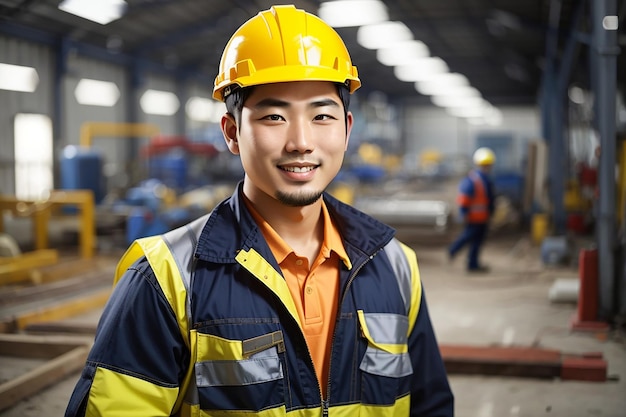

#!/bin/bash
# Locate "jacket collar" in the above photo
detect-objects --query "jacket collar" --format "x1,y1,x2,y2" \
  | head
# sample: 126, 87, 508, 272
194, 181, 396, 265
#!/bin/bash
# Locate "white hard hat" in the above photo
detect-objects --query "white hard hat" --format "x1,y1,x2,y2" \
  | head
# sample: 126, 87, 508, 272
473, 147, 496, 166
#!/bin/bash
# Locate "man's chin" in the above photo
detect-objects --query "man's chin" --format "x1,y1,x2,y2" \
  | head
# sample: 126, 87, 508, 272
276, 190, 323, 207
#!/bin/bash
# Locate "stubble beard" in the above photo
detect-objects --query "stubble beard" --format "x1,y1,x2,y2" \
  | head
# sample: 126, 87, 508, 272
275, 190, 324, 207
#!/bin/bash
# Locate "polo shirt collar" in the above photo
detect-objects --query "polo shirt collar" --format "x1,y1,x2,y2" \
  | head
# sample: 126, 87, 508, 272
244, 196, 352, 270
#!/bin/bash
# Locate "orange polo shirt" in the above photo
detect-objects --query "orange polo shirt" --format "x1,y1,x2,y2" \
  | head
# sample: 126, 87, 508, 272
245, 197, 352, 396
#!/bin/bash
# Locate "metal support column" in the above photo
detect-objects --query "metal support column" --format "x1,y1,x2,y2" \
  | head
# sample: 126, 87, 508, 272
128, 63, 144, 161
592, 0, 620, 320
176, 78, 187, 136
53, 38, 69, 187
541, 0, 567, 233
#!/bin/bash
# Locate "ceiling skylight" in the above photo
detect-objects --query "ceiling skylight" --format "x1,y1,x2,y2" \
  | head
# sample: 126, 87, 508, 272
74, 79, 120, 106
0, 63, 39, 92
140, 89, 180, 116
186, 97, 224, 123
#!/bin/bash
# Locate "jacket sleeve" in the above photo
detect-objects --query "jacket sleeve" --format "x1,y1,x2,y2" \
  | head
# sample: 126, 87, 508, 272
64, 258, 189, 417
408, 289, 455, 417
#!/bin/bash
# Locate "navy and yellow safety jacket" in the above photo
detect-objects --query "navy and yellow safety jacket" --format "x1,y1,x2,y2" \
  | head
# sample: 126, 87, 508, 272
65, 184, 454, 417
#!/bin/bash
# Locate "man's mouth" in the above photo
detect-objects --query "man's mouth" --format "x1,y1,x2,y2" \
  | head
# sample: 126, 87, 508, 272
279, 165, 317, 173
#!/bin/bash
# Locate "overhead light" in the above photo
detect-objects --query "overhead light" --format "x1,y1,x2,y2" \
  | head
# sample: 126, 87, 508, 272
415, 73, 470, 96
603, 15, 619, 30
393, 57, 449, 82
466, 107, 503, 126
447, 106, 487, 119
74, 79, 120, 107
140, 89, 180, 116
431, 94, 485, 108
186, 97, 224, 123
446, 100, 497, 120
430, 85, 482, 99
318, 0, 388, 27
377, 40, 429, 66
357, 21, 414, 49
0, 63, 39, 92
59, 0, 127, 25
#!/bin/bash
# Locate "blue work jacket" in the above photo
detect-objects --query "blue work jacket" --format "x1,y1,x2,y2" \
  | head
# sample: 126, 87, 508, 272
65, 183, 454, 417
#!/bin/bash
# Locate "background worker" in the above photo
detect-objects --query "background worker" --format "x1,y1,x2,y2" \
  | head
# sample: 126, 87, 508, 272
448, 147, 496, 273
65, 5, 453, 417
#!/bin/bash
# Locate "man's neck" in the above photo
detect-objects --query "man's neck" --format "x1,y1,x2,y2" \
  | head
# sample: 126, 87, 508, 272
244, 190, 325, 265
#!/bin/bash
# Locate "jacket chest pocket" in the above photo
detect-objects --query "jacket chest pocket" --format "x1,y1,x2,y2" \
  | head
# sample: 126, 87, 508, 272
195, 330, 287, 412
358, 311, 413, 405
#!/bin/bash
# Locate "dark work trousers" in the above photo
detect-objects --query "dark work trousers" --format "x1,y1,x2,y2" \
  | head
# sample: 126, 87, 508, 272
448, 222, 488, 270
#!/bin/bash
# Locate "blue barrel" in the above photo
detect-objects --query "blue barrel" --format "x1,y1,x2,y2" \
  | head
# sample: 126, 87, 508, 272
60, 145, 105, 203
147, 152, 188, 190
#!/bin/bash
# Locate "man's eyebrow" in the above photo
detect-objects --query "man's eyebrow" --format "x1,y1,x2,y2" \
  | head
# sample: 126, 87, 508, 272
252, 97, 340, 109
253, 98, 289, 109
310, 98, 340, 108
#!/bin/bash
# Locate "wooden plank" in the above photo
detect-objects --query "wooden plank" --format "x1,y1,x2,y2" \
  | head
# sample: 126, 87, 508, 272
0, 345, 89, 412
25, 321, 98, 335
4, 257, 93, 287
0, 333, 91, 358
0, 288, 111, 332
0, 268, 113, 307
13, 288, 111, 330
0, 249, 59, 285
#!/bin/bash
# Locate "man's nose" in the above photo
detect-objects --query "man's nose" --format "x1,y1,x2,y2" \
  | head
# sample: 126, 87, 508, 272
285, 119, 314, 153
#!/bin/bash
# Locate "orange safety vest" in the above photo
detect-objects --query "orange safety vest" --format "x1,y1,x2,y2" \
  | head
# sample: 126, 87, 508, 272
456, 170, 490, 223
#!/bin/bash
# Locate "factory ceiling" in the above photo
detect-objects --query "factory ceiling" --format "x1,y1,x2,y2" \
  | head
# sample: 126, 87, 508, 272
0, 0, 624, 107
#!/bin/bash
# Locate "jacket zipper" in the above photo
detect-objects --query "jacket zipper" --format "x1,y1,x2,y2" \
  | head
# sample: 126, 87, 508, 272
323, 247, 384, 413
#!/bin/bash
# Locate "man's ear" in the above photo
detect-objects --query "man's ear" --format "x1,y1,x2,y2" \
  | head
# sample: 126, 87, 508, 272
221, 113, 240, 155
344, 111, 354, 151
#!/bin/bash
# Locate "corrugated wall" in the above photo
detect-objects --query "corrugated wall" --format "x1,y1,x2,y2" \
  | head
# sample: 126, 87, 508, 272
0, 34, 218, 196
0, 36, 54, 195
63, 54, 130, 186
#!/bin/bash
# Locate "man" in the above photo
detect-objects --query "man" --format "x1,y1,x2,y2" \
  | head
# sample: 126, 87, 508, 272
448, 147, 496, 273
65, 5, 453, 417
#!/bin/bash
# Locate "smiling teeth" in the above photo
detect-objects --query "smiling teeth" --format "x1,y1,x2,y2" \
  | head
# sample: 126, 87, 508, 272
283, 166, 315, 173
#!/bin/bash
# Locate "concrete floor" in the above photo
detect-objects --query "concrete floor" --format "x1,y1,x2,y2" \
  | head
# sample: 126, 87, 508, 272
1, 228, 625, 417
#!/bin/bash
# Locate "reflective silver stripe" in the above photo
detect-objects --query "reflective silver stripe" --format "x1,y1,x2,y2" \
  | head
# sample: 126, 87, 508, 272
362, 313, 408, 345
162, 214, 208, 286
196, 346, 284, 387
160, 213, 210, 407
359, 313, 412, 377
384, 239, 412, 316
360, 347, 413, 378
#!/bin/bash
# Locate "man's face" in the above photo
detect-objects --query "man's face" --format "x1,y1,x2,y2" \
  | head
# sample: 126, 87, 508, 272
222, 81, 353, 207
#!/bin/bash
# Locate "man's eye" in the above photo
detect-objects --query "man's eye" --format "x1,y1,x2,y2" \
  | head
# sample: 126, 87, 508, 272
314, 114, 336, 121
263, 114, 284, 121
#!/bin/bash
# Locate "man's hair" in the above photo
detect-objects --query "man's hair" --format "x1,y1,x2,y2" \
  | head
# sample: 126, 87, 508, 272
224, 83, 352, 129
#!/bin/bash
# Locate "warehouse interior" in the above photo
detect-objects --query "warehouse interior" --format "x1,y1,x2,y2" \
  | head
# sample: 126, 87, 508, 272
1, 0, 626, 416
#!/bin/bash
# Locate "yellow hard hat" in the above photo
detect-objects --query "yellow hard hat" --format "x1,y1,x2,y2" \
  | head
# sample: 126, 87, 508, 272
213, 5, 361, 101
473, 147, 496, 166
